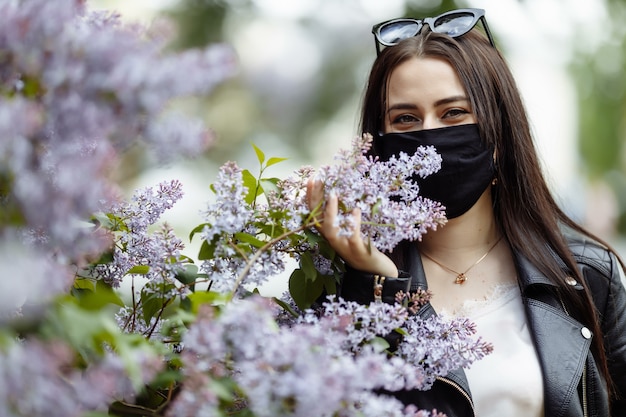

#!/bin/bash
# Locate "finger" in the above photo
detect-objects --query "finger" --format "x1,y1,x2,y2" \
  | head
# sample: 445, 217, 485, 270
347, 207, 362, 243
306, 178, 323, 211
322, 192, 338, 234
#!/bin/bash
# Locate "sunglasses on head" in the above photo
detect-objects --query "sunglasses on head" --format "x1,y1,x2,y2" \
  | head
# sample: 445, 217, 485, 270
371, 8, 496, 55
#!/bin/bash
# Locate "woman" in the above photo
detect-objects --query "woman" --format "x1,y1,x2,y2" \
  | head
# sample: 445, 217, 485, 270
307, 8, 626, 417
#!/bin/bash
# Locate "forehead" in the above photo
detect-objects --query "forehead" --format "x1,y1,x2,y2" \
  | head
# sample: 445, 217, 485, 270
386, 56, 467, 103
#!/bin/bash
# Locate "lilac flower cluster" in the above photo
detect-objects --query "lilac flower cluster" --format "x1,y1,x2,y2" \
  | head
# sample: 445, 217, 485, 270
200, 161, 258, 293
87, 180, 191, 338
92, 180, 186, 288
198, 135, 445, 294
398, 316, 494, 390
0, 0, 235, 308
201, 162, 252, 240
0, 338, 161, 417
171, 295, 488, 416
316, 133, 447, 252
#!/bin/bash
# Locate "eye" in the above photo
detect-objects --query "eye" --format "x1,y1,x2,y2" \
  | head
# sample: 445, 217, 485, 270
442, 108, 470, 119
392, 114, 420, 125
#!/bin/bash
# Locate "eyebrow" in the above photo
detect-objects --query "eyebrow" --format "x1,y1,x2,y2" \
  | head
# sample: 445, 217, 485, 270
386, 95, 470, 113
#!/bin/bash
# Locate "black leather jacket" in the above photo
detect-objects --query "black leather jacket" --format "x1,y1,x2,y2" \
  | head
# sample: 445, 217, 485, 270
340, 235, 626, 417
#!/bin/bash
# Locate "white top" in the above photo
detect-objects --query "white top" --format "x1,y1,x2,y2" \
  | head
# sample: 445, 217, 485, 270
441, 284, 545, 417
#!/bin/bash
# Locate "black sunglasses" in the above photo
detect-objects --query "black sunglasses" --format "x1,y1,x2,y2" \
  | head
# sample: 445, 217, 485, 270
371, 8, 496, 55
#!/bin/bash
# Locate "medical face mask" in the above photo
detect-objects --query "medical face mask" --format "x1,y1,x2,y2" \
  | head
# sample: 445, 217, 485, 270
374, 123, 495, 219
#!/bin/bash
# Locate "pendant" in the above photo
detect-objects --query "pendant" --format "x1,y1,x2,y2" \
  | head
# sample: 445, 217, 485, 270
454, 273, 467, 284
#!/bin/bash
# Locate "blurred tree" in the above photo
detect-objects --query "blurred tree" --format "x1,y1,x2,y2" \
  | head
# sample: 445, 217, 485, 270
164, 0, 470, 163
569, 0, 626, 233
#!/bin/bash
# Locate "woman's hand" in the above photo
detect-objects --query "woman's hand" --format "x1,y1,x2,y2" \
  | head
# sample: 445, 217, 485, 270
306, 178, 399, 278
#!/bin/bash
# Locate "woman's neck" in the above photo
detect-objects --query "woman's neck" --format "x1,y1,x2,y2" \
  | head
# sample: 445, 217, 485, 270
419, 189, 500, 254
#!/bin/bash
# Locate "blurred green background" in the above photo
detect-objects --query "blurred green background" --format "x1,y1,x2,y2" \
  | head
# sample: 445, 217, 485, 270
90, 0, 626, 251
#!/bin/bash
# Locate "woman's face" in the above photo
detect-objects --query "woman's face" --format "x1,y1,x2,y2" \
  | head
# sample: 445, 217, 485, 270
383, 56, 476, 133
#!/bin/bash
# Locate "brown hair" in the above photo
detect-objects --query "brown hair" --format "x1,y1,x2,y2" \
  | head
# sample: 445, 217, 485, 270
360, 29, 617, 393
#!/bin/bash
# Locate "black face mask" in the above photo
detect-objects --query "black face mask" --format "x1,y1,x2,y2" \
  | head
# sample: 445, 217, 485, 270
374, 124, 495, 219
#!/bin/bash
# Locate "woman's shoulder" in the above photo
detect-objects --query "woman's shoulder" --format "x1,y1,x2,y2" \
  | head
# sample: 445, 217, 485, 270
564, 232, 625, 310
565, 233, 614, 278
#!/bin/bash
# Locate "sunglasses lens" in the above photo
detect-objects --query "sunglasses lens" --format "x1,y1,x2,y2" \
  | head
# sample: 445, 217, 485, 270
378, 20, 420, 45
433, 13, 475, 37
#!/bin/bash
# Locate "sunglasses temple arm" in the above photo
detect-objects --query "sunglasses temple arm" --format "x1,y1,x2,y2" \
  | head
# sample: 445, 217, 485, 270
373, 36, 381, 56
480, 17, 497, 48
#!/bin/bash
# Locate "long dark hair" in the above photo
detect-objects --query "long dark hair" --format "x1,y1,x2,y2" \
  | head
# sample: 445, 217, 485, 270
360, 29, 620, 394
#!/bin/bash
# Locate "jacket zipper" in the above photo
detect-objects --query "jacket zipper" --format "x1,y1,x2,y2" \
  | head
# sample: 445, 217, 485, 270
582, 363, 588, 417
436, 376, 475, 416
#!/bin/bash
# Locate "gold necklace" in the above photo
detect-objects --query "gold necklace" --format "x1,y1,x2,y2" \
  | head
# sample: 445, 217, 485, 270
421, 236, 503, 284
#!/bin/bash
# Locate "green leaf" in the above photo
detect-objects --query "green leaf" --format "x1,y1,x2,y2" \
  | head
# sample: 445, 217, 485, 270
371, 198, 382, 216
394, 327, 409, 337
189, 223, 209, 241
208, 377, 236, 401
187, 291, 225, 313
234, 232, 266, 248
260, 222, 285, 240
242, 169, 259, 204
50, 301, 120, 356
322, 274, 337, 295
273, 297, 299, 317
198, 238, 216, 260
252, 143, 265, 164
140, 282, 175, 324
75, 279, 124, 311
370, 336, 391, 352
127, 265, 150, 275
299, 251, 317, 281
73, 277, 96, 292
259, 178, 280, 196
174, 264, 199, 287
148, 369, 184, 388
108, 401, 159, 416
266, 156, 287, 167
304, 228, 326, 244
48, 300, 159, 390
288, 268, 324, 310
21, 75, 43, 98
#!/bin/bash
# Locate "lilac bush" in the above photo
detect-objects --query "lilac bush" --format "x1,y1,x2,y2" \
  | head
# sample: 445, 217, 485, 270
0, 0, 235, 270
168, 296, 490, 417
0, 0, 233, 415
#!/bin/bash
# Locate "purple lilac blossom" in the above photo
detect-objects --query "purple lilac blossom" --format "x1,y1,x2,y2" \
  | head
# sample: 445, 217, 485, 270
201, 161, 252, 240
0, 338, 162, 417
0, 0, 235, 311
201, 161, 286, 293
172, 295, 488, 416
316, 133, 447, 252
92, 180, 187, 290
199, 134, 445, 293
0, 237, 73, 321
